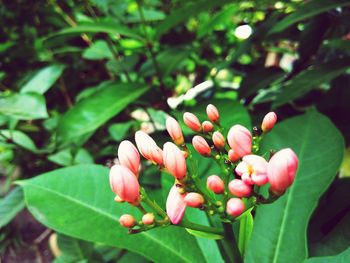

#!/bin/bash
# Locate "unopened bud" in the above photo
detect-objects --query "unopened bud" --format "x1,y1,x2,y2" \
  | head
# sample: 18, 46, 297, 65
166, 117, 185, 145
212, 131, 225, 149
228, 179, 252, 197
226, 198, 245, 217
142, 213, 155, 225
192, 136, 211, 157
261, 112, 277, 132
227, 125, 252, 158
119, 214, 136, 228
207, 175, 225, 194
183, 112, 202, 132
163, 142, 187, 180
118, 140, 140, 176
202, 121, 214, 133
184, 192, 204, 208
206, 104, 220, 123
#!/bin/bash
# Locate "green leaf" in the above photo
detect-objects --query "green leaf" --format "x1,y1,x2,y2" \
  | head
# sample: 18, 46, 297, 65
185, 228, 223, 240
106, 55, 139, 74
0, 187, 25, 228
49, 22, 144, 41
48, 148, 93, 166
238, 67, 285, 99
245, 111, 345, 263
18, 165, 207, 263
303, 248, 350, 263
0, 130, 37, 152
238, 211, 253, 256
155, 0, 232, 38
0, 92, 48, 120
140, 48, 190, 77
108, 122, 134, 142
57, 82, 148, 145
269, 0, 350, 34
56, 234, 94, 262
197, 4, 238, 38
20, 64, 66, 94
273, 57, 350, 108
82, 40, 114, 60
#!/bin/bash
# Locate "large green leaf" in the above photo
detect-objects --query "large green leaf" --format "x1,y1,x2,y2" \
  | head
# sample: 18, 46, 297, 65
48, 22, 143, 41
273, 57, 350, 108
269, 0, 350, 34
245, 111, 344, 263
155, 0, 232, 38
18, 165, 206, 263
57, 82, 148, 145
0, 187, 25, 228
303, 248, 350, 263
0, 92, 48, 120
20, 64, 66, 94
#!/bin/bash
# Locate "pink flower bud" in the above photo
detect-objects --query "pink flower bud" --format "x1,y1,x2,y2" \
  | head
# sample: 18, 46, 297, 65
109, 165, 140, 203
142, 213, 155, 225
212, 131, 225, 149
226, 198, 245, 217
202, 121, 214, 133
183, 112, 202, 132
166, 186, 187, 224
228, 149, 240, 162
166, 117, 184, 145
184, 192, 204, 208
207, 175, 225, 194
235, 155, 268, 186
119, 214, 136, 228
261, 112, 277, 132
227, 125, 252, 157
163, 142, 187, 180
192, 136, 211, 157
206, 104, 220, 123
135, 131, 163, 165
267, 148, 298, 195
228, 179, 252, 197
118, 140, 140, 176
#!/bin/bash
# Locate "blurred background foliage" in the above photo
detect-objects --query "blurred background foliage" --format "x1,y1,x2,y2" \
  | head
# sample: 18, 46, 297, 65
0, 0, 350, 262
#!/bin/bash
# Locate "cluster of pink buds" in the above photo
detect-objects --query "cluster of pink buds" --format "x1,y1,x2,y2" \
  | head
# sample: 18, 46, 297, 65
109, 104, 298, 234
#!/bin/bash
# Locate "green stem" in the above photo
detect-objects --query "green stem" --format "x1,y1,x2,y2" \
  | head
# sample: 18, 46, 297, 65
178, 220, 224, 235
222, 222, 242, 263
140, 188, 168, 218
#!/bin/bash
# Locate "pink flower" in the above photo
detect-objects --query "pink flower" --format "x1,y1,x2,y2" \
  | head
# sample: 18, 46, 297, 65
135, 131, 164, 166
166, 116, 184, 145
226, 198, 245, 217
142, 213, 155, 225
207, 175, 225, 194
227, 125, 252, 157
228, 149, 240, 162
228, 179, 252, 197
119, 214, 136, 228
212, 131, 225, 149
267, 148, 298, 195
163, 142, 187, 180
184, 193, 204, 208
183, 112, 202, 132
261, 112, 277, 132
202, 121, 214, 133
235, 155, 268, 186
166, 186, 187, 224
109, 165, 140, 204
192, 135, 211, 157
206, 104, 220, 123
118, 140, 140, 176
